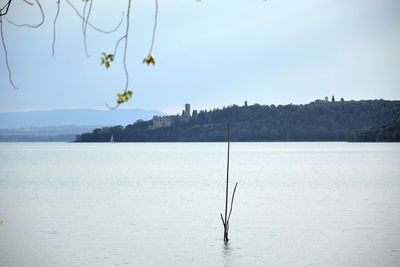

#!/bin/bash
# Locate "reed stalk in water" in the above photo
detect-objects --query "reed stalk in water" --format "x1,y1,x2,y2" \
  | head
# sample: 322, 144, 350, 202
220, 122, 238, 242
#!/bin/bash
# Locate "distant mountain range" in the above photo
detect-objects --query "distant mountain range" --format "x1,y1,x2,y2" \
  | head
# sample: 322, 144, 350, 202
0, 126, 102, 142
0, 108, 166, 129
0, 108, 166, 142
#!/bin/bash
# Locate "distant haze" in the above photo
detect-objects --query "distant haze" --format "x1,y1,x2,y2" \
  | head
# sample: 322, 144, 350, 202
0, 109, 166, 129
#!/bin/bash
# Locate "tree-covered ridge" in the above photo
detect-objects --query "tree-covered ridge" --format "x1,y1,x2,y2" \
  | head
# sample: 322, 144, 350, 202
75, 100, 400, 142
350, 119, 400, 142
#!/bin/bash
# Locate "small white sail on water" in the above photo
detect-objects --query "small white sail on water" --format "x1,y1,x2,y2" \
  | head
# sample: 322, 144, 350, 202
110, 135, 114, 143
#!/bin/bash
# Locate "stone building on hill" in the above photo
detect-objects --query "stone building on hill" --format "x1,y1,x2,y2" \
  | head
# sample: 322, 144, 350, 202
150, 104, 191, 130
151, 115, 175, 129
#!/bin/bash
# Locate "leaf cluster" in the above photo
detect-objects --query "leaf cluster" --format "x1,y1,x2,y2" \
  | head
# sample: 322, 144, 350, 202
100, 52, 114, 69
142, 54, 155, 66
117, 90, 133, 104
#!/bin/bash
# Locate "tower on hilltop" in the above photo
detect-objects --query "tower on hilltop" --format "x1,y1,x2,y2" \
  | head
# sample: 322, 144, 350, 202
184, 104, 191, 117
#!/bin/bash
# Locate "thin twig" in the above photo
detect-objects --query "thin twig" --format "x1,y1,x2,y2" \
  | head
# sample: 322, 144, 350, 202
52, 0, 60, 57
83, 0, 93, 39
113, 35, 126, 56
227, 182, 238, 222
23, 0, 33, 5
220, 122, 231, 242
0, 0, 12, 17
65, 0, 123, 34
0, 17, 18, 89
220, 213, 226, 240
147, 0, 158, 56
105, 0, 132, 110
81, 0, 90, 56
105, 102, 120, 110
81, 0, 88, 34
220, 213, 225, 227
224, 122, 230, 227
220, 122, 239, 242
82, 0, 93, 57
122, 0, 131, 94
6, 0, 44, 28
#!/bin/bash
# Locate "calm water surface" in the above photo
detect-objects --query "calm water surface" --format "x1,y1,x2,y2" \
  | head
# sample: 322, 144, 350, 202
0, 142, 399, 266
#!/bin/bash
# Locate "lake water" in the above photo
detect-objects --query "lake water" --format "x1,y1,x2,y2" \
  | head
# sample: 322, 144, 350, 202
0, 142, 399, 266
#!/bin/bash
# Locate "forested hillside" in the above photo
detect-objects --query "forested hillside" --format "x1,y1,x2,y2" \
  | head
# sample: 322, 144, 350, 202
350, 119, 400, 142
76, 100, 400, 142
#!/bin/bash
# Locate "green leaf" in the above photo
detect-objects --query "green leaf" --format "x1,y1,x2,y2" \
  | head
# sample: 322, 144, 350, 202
143, 54, 156, 66
107, 54, 114, 61
105, 62, 110, 69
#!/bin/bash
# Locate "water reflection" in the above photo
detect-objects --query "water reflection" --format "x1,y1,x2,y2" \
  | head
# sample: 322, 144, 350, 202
222, 241, 235, 267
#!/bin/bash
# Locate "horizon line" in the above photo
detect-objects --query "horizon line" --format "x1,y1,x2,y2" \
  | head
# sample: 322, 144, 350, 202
1, 97, 398, 114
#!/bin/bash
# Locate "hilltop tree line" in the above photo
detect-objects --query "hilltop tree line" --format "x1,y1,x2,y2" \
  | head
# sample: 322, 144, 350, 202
76, 100, 400, 142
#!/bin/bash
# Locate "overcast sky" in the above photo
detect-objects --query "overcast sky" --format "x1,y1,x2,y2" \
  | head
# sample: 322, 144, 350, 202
0, 0, 399, 114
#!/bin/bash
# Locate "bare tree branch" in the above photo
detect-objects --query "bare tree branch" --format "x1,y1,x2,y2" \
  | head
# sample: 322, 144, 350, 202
2, 0, 161, 108
147, 0, 158, 56
81, 0, 88, 35
81, 0, 88, 45
23, 0, 34, 5
224, 122, 230, 226
220, 123, 238, 242
227, 182, 238, 222
220, 213, 225, 227
6, 0, 44, 29
52, 0, 60, 57
0, 0, 12, 17
84, 0, 93, 40
105, 0, 132, 110
105, 103, 120, 110
0, 16, 18, 89
113, 35, 126, 56
81, 0, 90, 57
65, 0, 123, 34
122, 0, 131, 94
220, 213, 226, 240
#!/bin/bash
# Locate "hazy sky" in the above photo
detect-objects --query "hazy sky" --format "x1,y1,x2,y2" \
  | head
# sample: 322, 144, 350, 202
0, 0, 399, 114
